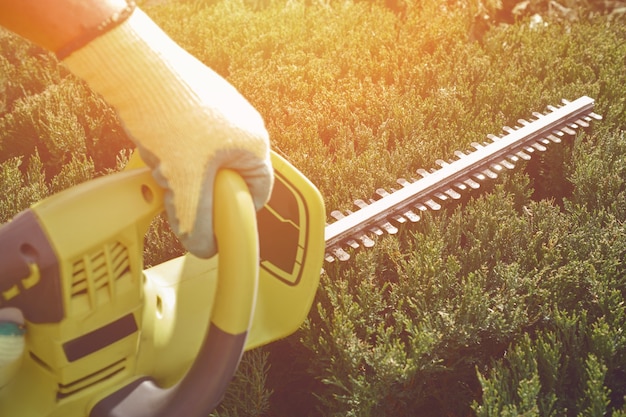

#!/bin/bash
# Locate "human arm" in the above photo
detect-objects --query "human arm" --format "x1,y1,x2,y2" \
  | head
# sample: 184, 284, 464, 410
0, 0, 131, 55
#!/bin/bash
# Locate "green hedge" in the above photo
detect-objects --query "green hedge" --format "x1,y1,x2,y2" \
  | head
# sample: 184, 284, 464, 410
2, 0, 625, 415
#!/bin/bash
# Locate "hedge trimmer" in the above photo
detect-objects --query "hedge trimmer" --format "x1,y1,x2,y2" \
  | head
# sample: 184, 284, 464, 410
0, 96, 600, 416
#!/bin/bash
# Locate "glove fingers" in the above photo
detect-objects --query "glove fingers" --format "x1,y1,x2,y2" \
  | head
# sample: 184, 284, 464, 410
234, 153, 274, 212
159, 151, 273, 259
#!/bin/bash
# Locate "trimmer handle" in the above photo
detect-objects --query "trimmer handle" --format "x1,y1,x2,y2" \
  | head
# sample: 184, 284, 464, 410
90, 170, 259, 417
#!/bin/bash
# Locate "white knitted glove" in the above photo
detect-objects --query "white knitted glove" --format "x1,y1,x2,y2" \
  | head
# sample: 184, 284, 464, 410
63, 8, 273, 258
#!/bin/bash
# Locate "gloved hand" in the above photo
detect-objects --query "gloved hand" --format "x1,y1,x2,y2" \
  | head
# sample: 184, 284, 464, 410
0, 308, 25, 388
63, 7, 273, 258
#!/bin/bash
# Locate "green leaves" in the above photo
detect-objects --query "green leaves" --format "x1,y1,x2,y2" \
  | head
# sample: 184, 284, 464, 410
2, 1, 626, 415
569, 130, 626, 217
0, 154, 47, 223
210, 349, 273, 417
474, 307, 626, 416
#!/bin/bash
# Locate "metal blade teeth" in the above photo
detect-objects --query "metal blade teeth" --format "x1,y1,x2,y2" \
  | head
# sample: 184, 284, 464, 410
417, 168, 430, 178
464, 178, 481, 189
444, 188, 462, 199
424, 199, 442, 210
397, 178, 411, 187
324, 96, 601, 261
523, 145, 536, 154
355, 199, 398, 235
359, 234, 376, 247
353, 199, 368, 209
370, 226, 384, 236
501, 160, 515, 170
573, 118, 589, 128
531, 142, 547, 152
403, 210, 421, 222
454, 182, 468, 191
398, 179, 438, 213
330, 247, 350, 262
434, 191, 449, 201
377, 188, 421, 223
547, 134, 561, 143
507, 154, 520, 163
330, 210, 346, 221
346, 239, 360, 249
482, 168, 499, 179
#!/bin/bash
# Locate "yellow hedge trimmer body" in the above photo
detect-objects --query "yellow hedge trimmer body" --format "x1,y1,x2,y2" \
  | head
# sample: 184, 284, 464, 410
0, 152, 326, 417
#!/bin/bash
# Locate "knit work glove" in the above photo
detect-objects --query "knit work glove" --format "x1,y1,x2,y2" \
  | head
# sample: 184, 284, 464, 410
63, 8, 273, 258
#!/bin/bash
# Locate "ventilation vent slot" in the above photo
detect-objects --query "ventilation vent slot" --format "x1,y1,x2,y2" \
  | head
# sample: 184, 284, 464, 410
69, 241, 133, 311
56, 358, 127, 400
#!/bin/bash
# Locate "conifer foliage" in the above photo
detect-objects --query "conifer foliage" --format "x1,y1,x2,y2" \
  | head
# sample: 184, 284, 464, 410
2, 1, 626, 416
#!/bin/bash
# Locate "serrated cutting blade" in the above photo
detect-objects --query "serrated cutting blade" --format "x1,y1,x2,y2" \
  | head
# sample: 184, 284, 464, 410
324, 96, 601, 262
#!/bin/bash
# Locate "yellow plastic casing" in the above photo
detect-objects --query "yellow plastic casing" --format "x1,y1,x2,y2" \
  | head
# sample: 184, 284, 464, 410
0, 150, 325, 416
0, 167, 162, 417
134, 151, 327, 386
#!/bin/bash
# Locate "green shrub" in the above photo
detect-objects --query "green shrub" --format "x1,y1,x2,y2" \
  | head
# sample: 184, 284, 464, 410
474, 308, 626, 416
569, 130, 626, 218
0, 153, 48, 223
2, 1, 626, 416
0, 29, 65, 112
211, 348, 274, 417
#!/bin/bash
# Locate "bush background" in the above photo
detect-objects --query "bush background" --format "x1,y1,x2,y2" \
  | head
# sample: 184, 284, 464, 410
1, 0, 625, 416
